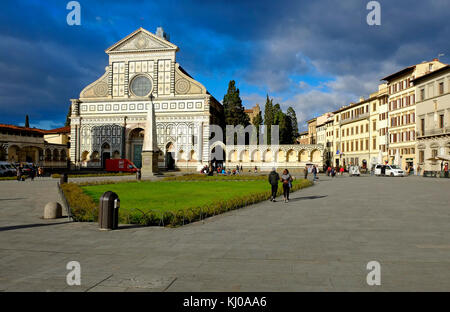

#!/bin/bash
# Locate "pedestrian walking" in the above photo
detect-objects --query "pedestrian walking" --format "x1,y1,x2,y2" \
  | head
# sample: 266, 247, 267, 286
280, 169, 293, 203
30, 165, 36, 181
445, 162, 449, 178
303, 166, 308, 180
339, 166, 344, 176
268, 167, 280, 202
312, 165, 317, 181
16, 165, 22, 181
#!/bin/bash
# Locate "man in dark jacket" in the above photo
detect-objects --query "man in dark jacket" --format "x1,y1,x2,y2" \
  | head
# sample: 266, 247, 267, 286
268, 168, 280, 202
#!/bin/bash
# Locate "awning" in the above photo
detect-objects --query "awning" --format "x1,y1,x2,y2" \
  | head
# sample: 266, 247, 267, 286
427, 156, 450, 162
437, 155, 450, 161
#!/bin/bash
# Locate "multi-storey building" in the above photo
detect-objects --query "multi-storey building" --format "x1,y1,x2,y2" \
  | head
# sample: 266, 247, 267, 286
316, 112, 334, 168
376, 83, 389, 163
381, 59, 446, 169
332, 94, 381, 169
307, 118, 317, 144
0, 124, 70, 169
413, 65, 450, 173
244, 104, 261, 124
297, 131, 309, 144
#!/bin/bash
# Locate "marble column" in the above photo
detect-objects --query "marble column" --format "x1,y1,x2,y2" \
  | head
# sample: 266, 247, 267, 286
141, 101, 159, 177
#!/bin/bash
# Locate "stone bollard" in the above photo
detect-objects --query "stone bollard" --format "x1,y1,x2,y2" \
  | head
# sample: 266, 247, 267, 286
136, 169, 141, 181
44, 202, 63, 219
60, 173, 68, 184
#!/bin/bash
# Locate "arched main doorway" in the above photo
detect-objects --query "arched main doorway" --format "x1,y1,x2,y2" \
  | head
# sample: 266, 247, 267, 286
128, 128, 144, 168
166, 142, 175, 170
101, 142, 111, 169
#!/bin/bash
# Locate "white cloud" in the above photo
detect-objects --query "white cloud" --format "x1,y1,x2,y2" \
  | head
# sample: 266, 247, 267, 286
283, 90, 352, 129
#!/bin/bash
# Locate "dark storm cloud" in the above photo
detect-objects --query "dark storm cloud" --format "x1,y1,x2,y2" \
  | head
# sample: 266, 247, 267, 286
0, 0, 449, 128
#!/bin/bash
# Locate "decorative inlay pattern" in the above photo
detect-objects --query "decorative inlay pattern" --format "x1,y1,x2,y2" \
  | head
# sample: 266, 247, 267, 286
175, 78, 190, 94
93, 82, 108, 97
134, 34, 149, 49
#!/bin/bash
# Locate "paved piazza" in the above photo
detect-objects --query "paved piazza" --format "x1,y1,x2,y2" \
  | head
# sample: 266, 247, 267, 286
0, 175, 449, 291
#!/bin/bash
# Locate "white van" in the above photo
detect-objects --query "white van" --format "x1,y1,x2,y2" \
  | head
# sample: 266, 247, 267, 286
349, 165, 360, 176
374, 164, 405, 177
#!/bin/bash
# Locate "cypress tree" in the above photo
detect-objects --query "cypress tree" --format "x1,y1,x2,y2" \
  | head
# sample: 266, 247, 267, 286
280, 113, 294, 144
286, 106, 299, 141
272, 104, 282, 125
263, 95, 274, 144
223, 80, 250, 127
25, 115, 30, 128
223, 80, 250, 144
252, 111, 263, 144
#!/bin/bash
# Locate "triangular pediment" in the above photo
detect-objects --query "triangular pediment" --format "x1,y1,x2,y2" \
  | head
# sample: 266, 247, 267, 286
105, 28, 178, 54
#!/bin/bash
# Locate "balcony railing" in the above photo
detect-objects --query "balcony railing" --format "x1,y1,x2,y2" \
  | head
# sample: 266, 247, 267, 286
340, 112, 369, 125
417, 127, 450, 138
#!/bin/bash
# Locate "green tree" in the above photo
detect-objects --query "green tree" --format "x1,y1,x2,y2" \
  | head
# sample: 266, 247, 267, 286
223, 80, 250, 127
263, 95, 274, 144
273, 109, 293, 144
223, 80, 250, 144
25, 115, 30, 128
286, 106, 299, 141
272, 104, 282, 125
65, 104, 72, 127
280, 113, 294, 144
251, 111, 263, 144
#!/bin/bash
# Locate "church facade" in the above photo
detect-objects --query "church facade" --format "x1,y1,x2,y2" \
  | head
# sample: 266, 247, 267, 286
69, 27, 323, 172
69, 27, 223, 170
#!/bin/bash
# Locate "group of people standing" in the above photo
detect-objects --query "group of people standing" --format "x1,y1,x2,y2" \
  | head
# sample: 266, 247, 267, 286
202, 164, 260, 176
303, 165, 319, 181
326, 166, 345, 177
268, 168, 293, 203
16, 164, 44, 181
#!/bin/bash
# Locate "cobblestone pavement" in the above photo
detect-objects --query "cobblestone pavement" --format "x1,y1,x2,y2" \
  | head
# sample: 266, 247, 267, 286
0, 175, 449, 291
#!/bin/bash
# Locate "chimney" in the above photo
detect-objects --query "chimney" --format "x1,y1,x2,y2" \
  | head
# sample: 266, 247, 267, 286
432, 58, 439, 62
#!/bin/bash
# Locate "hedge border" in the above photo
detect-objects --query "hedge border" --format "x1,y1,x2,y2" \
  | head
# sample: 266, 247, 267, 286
61, 179, 313, 227
52, 172, 135, 179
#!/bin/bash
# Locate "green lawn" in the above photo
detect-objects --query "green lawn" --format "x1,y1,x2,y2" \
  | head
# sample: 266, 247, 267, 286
81, 180, 304, 213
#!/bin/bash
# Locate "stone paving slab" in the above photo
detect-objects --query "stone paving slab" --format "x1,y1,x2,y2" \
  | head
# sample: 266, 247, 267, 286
0, 175, 449, 291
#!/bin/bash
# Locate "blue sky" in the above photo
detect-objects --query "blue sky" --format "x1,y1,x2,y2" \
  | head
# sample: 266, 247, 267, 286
1, 0, 449, 130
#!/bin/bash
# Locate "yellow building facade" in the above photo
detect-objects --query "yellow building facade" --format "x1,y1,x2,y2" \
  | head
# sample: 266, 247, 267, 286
382, 59, 446, 169
332, 93, 381, 169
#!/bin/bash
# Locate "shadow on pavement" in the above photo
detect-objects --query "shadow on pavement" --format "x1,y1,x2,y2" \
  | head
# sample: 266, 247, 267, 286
0, 198, 27, 201
0, 221, 71, 232
116, 224, 147, 230
289, 195, 328, 202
